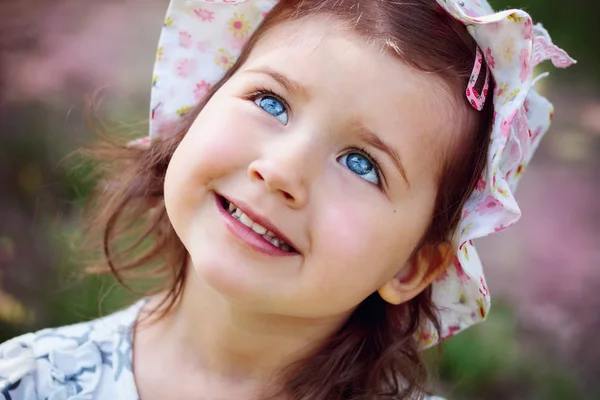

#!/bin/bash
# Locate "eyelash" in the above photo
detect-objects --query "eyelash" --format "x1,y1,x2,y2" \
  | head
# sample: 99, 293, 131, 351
247, 87, 291, 117
246, 88, 386, 191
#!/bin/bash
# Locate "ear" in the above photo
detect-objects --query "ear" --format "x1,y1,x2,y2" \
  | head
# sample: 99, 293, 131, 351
377, 242, 454, 305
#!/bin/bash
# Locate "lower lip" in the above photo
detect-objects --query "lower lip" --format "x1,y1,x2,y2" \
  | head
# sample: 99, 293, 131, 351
215, 194, 296, 257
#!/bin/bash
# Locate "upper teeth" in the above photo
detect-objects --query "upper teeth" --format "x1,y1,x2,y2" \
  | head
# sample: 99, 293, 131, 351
227, 201, 293, 252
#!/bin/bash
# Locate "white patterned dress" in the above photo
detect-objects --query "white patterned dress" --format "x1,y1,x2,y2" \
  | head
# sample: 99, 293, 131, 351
0, 301, 145, 400
0, 300, 445, 400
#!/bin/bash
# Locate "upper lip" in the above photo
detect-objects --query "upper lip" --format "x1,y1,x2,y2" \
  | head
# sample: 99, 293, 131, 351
221, 194, 299, 252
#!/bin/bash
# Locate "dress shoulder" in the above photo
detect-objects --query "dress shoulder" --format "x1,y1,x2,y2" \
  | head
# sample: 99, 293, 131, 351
0, 300, 145, 400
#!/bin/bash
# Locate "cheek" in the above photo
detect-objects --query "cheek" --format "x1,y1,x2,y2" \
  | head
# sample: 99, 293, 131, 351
180, 106, 252, 178
311, 196, 411, 291
308, 180, 437, 301
164, 100, 254, 234
165, 97, 262, 197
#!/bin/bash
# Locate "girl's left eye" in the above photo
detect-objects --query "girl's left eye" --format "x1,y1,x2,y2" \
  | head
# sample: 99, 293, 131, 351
254, 95, 289, 125
338, 152, 381, 186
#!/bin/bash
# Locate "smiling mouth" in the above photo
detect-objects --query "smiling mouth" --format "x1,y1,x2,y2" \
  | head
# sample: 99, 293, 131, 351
218, 196, 297, 253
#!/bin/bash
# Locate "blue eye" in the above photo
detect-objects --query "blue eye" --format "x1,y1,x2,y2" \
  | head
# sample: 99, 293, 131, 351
338, 152, 380, 185
255, 95, 288, 125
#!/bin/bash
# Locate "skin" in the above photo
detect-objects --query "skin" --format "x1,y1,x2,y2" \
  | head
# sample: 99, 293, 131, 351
134, 16, 456, 400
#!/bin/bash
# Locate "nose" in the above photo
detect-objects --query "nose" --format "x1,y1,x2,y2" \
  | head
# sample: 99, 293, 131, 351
247, 150, 310, 209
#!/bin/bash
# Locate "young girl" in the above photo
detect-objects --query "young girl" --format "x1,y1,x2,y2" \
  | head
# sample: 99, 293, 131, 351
0, 0, 575, 399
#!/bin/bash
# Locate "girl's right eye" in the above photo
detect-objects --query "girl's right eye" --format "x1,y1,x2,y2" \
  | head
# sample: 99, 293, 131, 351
254, 94, 289, 125
337, 151, 381, 186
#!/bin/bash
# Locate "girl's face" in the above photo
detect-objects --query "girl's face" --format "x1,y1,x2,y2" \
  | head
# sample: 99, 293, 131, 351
164, 17, 461, 319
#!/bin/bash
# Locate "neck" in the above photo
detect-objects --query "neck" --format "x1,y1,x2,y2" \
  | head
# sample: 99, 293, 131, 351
143, 264, 349, 396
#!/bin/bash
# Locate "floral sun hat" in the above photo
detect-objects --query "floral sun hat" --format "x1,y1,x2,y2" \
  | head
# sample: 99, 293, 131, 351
133, 0, 576, 348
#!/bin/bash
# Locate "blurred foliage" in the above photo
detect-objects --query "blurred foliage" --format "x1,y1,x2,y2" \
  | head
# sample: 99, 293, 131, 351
425, 302, 592, 399
0, 0, 598, 398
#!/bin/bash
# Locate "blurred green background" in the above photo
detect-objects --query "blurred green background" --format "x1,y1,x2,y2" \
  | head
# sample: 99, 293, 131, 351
1, 1, 599, 399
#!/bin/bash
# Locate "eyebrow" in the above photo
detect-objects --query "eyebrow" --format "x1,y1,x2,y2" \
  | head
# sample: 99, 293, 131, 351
244, 67, 308, 98
358, 128, 410, 188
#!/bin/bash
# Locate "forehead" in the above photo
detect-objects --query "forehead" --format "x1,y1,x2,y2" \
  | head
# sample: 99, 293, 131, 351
240, 16, 465, 176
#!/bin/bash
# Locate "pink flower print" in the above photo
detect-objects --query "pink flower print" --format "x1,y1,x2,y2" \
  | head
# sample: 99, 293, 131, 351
179, 30, 193, 49
479, 277, 489, 297
197, 41, 209, 53
494, 223, 509, 233
488, 22, 502, 32
476, 298, 486, 319
442, 325, 462, 341
194, 8, 215, 22
215, 48, 235, 70
463, 6, 479, 17
419, 331, 434, 347
509, 141, 520, 159
501, 118, 511, 138
476, 177, 486, 191
454, 256, 470, 285
515, 110, 530, 140
519, 48, 532, 83
530, 126, 542, 141
485, 47, 496, 69
496, 82, 508, 98
507, 109, 517, 124
522, 18, 533, 40
228, 13, 252, 38
227, 34, 250, 51
500, 109, 517, 137
494, 223, 513, 232
475, 195, 501, 215
462, 209, 471, 219
515, 162, 526, 178
176, 58, 197, 77
434, 268, 449, 283
193, 80, 212, 102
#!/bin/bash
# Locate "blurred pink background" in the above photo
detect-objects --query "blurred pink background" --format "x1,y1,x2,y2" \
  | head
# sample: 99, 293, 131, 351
1, 0, 599, 398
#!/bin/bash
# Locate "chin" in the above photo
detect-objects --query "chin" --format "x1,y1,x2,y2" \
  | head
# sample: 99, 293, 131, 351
187, 247, 269, 305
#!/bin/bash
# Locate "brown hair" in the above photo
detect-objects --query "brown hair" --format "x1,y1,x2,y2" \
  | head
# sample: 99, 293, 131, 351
84, 0, 494, 398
